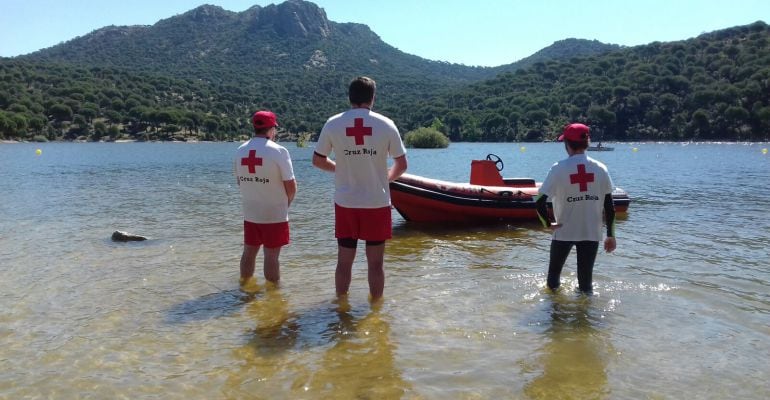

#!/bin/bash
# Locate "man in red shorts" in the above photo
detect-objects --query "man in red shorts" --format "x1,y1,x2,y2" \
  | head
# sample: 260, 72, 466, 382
234, 110, 297, 292
312, 76, 408, 300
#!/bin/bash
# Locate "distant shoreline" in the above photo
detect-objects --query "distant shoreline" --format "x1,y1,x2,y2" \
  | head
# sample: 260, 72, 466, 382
1, 139, 768, 145
0, 139, 246, 144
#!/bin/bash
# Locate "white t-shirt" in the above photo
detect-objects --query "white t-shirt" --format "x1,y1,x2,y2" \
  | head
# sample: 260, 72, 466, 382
538, 153, 613, 242
315, 108, 407, 208
234, 137, 295, 223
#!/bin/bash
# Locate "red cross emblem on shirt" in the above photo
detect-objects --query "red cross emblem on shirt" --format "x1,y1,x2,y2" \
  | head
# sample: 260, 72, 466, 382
346, 118, 372, 145
570, 164, 594, 192
241, 150, 262, 174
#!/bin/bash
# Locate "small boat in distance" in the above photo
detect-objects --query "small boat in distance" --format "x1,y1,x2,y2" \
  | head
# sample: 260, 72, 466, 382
389, 154, 630, 223
588, 142, 614, 151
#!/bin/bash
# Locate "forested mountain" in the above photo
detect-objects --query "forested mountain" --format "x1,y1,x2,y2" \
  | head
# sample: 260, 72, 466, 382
1, 0, 616, 141
0, 0, 767, 142
27, 2, 493, 82
397, 22, 770, 142
17, 0, 500, 137
494, 38, 622, 72
0, 61, 237, 141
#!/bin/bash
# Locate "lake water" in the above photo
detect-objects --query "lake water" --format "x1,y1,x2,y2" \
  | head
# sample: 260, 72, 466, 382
1, 141, 769, 399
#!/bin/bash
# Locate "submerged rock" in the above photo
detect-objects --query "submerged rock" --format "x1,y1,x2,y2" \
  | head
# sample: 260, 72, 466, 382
111, 230, 148, 242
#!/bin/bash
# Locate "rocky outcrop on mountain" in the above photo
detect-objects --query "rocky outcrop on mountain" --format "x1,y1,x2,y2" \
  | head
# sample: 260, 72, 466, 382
261, 0, 332, 38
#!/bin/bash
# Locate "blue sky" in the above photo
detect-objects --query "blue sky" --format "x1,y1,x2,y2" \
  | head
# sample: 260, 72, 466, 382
1, 0, 768, 66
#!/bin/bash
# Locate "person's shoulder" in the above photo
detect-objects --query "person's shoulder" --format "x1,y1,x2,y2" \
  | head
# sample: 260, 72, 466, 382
325, 111, 346, 123
368, 112, 399, 133
267, 140, 291, 153
369, 111, 395, 124
236, 139, 251, 150
552, 157, 570, 168
587, 156, 609, 170
320, 112, 347, 132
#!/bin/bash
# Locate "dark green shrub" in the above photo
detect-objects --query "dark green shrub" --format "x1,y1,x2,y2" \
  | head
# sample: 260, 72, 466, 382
404, 127, 450, 148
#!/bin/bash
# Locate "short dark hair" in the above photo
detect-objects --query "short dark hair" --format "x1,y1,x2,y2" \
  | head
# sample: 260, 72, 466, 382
253, 126, 272, 136
565, 139, 588, 151
348, 76, 376, 105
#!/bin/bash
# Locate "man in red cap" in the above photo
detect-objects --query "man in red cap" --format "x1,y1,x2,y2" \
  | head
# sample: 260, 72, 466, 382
233, 110, 297, 292
535, 123, 617, 294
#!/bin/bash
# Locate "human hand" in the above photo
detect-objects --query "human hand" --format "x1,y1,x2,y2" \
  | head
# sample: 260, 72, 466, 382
604, 237, 616, 253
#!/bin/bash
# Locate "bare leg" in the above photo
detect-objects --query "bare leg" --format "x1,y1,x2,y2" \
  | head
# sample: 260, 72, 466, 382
240, 244, 260, 279
336, 245, 356, 296
365, 243, 385, 300
263, 246, 282, 284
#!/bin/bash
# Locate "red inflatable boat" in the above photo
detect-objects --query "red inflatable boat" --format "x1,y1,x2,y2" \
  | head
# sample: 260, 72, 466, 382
389, 154, 630, 223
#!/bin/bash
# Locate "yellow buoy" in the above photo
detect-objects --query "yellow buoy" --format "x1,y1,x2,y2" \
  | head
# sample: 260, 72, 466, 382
762, 148, 768, 155
35, 149, 42, 156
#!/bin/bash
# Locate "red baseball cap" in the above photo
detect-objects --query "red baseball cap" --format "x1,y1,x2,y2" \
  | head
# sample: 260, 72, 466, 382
252, 110, 278, 129
558, 123, 590, 142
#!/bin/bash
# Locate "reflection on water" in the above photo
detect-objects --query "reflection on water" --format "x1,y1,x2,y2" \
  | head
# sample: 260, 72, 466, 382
222, 292, 412, 400
224, 288, 305, 398
305, 300, 413, 399
165, 289, 249, 324
2, 142, 769, 398
522, 293, 613, 400
244, 288, 301, 356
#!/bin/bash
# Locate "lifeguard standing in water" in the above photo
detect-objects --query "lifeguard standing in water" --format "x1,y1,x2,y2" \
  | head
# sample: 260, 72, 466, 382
234, 110, 297, 292
312, 76, 408, 301
536, 123, 616, 294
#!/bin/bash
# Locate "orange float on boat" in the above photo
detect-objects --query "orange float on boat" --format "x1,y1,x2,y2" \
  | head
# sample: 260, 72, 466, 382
389, 154, 630, 223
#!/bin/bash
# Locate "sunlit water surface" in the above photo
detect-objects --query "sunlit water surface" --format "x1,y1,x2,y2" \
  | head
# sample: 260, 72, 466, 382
1, 141, 768, 399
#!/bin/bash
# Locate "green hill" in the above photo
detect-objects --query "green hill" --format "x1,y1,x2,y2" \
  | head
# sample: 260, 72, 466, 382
395, 22, 770, 142
2, 1, 765, 142
14, 0, 498, 138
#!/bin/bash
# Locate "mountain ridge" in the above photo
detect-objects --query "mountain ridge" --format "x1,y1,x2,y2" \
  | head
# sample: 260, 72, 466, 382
3, 2, 765, 142
22, 0, 619, 78
11, 0, 620, 138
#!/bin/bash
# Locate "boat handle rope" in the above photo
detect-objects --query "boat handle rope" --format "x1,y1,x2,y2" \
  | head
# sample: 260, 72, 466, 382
479, 187, 529, 199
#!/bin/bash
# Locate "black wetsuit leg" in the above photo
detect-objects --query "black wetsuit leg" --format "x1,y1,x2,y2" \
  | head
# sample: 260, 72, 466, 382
575, 241, 599, 293
548, 240, 573, 290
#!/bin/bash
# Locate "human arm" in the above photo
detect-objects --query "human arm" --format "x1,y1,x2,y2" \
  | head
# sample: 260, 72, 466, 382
536, 165, 561, 229
233, 157, 240, 186
312, 122, 335, 172
388, 155, 407, 182
275, 147, 296, 205
385, 121, 408, 182
535, 194, 560, 229
312, 151, 336, 172
284, 179, 297, 206
603, 193, 616, 252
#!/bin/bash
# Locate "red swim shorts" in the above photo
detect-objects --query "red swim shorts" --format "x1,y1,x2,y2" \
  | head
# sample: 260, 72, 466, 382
243, 220, 290, 248
334, 204, 392, 241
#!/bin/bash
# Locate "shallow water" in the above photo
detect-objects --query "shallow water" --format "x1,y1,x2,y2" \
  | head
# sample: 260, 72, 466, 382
1, 141, 768, 399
